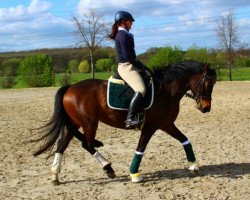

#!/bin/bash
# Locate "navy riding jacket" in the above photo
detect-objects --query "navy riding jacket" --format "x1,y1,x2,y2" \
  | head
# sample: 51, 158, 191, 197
115, 28, 136, 65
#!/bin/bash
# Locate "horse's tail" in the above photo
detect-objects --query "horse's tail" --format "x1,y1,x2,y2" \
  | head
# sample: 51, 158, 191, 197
33, 85, 71, 157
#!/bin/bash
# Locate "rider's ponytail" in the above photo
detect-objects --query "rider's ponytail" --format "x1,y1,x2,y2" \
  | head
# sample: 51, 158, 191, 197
109, 22, 118, 40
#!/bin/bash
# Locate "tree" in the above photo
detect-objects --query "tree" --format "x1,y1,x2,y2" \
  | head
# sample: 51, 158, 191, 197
67, 59, 79, 73
184, 45, 212, 63
18, 54, 54, 87
1, 58, 21, 77
214, 51, 227, 81
235, 57, 250, 68
95, 58, 113, 72
72, 10, 110, 79
216, 8, 240, 81
147, 46, 183, 69
79, 60, 90, 73
0, 58, 20, 88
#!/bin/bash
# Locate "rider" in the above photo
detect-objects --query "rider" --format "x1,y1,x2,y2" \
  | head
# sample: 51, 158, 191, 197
109, 11, 146, 129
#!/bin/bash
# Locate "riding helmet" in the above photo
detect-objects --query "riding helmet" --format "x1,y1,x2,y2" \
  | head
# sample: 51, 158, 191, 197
115, 11, 135, 22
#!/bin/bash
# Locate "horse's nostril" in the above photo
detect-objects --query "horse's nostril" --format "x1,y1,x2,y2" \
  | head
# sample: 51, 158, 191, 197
203, 107, 211, 113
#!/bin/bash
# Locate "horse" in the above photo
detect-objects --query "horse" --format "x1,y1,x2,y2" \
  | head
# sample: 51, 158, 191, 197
33, 60, 217, 184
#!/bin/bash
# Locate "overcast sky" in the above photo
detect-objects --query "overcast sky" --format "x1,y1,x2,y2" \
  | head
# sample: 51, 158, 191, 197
1, 0, 250, 54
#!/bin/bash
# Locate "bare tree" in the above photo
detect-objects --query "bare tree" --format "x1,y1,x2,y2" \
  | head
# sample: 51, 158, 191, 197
72, 10, 110, 79
216, 8, 240, 81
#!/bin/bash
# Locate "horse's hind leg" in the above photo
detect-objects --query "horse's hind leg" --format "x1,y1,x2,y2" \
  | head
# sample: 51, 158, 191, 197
80, 121, 115, 178
51, 128, 73, 185
163, 123, 199, 173
73, 128, 104, 148
82, 142, 115, 178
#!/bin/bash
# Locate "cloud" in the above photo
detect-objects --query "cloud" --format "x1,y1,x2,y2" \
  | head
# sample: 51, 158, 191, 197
76, 0, 190, 17
0, 5, 26, 22
27, 0, 51, 14
75, 0, 250, 53
0, 0, 71, 34
0, 0, 51, 22
1, 0, 249, 52
0, 0, 75, 51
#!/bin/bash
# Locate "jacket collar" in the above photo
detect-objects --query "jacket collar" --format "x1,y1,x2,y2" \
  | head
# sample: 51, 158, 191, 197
118, 27, 134, 37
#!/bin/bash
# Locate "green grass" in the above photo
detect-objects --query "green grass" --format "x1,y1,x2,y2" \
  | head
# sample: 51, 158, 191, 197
215, 67, 250, 81
54, 72, 112, 86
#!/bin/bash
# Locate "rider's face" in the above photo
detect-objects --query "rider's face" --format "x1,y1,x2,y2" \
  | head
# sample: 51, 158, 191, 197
125, 20, 133, 30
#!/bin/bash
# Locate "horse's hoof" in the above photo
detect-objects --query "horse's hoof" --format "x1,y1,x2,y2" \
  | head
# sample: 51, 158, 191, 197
190, 169, 199, 176
130, 173, 144, 183
188, 162, 199, 175
51, 180, 60, 186
103, 163, 116, 179
51, 174, 60, 185
107, 171, 116, 179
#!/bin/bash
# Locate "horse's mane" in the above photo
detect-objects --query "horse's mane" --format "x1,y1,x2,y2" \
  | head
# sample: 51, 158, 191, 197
152, 60, 214, 83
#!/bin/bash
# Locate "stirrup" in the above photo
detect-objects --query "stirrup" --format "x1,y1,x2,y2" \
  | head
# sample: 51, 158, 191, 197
125, 113, 145, 129
125, 119, 139, 129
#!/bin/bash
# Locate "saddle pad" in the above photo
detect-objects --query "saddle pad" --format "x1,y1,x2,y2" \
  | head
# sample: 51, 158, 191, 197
107, 76, 154, 110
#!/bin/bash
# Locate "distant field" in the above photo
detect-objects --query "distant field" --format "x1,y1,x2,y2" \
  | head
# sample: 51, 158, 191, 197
54, 72, 111, 86
0, 68, 250, 89
216, 67, 250, 81
61, 67, 250, 84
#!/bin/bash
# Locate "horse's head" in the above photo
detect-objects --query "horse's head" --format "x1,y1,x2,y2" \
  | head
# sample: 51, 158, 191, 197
189, 63, 217, 113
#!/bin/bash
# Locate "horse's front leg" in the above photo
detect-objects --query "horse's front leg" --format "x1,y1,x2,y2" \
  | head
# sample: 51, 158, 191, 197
163, 123, 199, 173
129, 125, 156, 183
51, 130, 74, 185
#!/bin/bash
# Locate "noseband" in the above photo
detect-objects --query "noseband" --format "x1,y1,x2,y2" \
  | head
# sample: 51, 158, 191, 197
183, 74, 213, 102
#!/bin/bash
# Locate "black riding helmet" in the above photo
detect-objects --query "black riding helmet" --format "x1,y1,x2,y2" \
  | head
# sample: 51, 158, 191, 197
115, 11, 135, 22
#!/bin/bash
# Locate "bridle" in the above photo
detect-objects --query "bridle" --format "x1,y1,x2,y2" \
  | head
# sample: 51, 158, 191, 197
148, 67, 215, 102
181, 73, 214, 102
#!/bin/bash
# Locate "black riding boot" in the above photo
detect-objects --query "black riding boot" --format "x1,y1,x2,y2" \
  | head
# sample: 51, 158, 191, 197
125, 92, 144, 129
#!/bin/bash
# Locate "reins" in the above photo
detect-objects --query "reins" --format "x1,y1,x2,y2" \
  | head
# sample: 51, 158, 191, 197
152, 73, 213, 102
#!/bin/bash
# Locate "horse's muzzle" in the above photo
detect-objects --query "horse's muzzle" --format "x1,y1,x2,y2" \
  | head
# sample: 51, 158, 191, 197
200, 106, 211, 113
196, 99, 211, 113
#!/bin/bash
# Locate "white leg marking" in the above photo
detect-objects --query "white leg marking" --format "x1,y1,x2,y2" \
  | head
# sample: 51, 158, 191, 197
130, 173, 144, 183
188, 161, 199, 171
94, 151, 110, 167
51, 153, 63, 174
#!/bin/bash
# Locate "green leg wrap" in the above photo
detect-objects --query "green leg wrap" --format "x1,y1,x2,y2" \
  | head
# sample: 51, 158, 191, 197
183, 143, 196, 162
130, 153, 143, 174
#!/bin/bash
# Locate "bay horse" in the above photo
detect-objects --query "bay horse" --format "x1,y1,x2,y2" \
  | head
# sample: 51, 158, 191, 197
33, 60, 216, 184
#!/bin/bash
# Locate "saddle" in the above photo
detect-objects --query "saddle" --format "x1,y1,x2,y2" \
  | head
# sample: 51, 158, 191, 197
107, 71, 154, 110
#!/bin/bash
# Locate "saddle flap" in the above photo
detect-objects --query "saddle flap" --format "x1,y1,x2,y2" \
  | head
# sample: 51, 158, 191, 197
107, 76, 154, 110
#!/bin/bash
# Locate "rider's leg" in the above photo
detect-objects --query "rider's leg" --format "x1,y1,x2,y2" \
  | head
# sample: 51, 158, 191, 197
125, 92, 144, 128
117, 62, 146, 128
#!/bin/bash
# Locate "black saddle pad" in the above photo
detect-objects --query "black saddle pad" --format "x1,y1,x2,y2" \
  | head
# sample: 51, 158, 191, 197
107, 77, 154, 110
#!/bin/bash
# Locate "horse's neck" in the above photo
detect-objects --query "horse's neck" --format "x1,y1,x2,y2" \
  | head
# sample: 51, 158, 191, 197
163, 79, 190, 100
